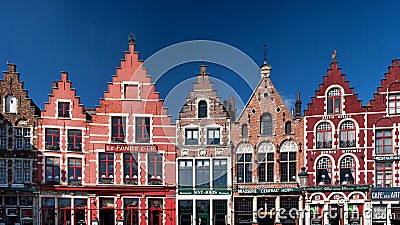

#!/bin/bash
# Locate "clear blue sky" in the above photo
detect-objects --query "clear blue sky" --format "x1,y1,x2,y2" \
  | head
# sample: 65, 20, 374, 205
1, 1, 399, 120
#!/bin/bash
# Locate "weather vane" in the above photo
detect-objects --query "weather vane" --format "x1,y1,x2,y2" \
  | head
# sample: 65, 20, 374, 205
263, 43, 268, 63
331, 50, 337, 61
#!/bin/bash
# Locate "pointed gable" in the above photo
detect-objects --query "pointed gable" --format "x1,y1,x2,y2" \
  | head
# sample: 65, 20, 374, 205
304, 61, 363, 116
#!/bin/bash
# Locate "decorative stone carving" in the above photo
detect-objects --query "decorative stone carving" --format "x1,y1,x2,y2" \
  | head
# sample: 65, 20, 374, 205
199, 149, 207, 157
257, 142, 275, 153
215, 148, 225, 156
236, 143, 252, 153
181, 149, 190, 156
280, 140, 297, 152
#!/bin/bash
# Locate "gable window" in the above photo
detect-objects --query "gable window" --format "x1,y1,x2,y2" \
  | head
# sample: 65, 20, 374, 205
207, 128, 220, 145
285, 121, 292, 134
198, 100, 207, 118
68, 158, 82, 185
148, 153, 163, 185
340, 121, 356, 147
99, 153, 114, 184
45, 128, 60, 150
68, 130, 82, 151
45, 157, 60, 184
178, 160, 193, 188
111, 117, 126, 143
237, 153, 252, 183
213, 159, 227, 187
195, 159, 210, 187
327, 88, 341, 114
316, 122, 332, 149
260, 113, 272, 135
376, 162, 392, 187
257, 152, 274, 182
389, 93, 400, 115
185, 129, 199, 145
135, 117, 150, 143
15, 160, 31, 183
124, 153, 138, 185
0, 159, 6, 184
316, 157, 331, 185
0, 126, 7, 150
376, 130, 392, 154
241, 124, 248, 137
340, 156, 355, 184
58, 102, 70, 118
5, 95, 17, 113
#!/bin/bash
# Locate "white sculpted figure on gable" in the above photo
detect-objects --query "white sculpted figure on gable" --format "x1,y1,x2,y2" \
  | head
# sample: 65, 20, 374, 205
257, 142, 274, 153
237, 143, 252, 153
280, 140, 297, 152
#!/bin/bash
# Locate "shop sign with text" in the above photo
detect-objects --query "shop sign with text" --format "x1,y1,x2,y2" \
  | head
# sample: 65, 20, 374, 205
105, 144, 157, 153
178, 189, 231, 195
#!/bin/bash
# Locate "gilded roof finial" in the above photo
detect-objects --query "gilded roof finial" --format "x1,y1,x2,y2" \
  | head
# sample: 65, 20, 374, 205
331, 50, 337, 61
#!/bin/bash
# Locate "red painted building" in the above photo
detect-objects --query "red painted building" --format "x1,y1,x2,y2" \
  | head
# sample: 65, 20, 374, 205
304, 59, 372, 225
37, 37, 176, 225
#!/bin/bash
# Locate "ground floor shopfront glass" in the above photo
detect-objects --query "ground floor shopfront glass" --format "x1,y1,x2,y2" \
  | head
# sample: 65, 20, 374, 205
41, 197, 88, 225
234, 198, 253, 225
0, 195, 35, 225
257, 198, 275, 225
177, 199, 228, 225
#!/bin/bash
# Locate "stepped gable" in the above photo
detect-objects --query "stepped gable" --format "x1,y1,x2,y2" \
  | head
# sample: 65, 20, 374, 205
367, 59, 400, 112
304, 60, 363, 116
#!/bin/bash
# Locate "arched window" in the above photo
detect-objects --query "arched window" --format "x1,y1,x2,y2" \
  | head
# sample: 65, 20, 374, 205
316, 157, 331, 185
316, 122, 332, 149
327, 88, 341, 114
285, 121, 292, 134
279, 141, 297, 182
241, 124, 248, 137
260, 113, 272, 135
5, 95, 17, 113
340, 156, 355, 184
198, 100, 207, 118
340, 121, 356, 148
236, 143, 252, 183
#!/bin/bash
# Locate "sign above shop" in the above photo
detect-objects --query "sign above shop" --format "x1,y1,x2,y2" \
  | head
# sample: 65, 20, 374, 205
372, 188, 400, 200
375, 155, 400, 161
306, 185, 370, 192
178, 189, 231, 195
105, 144, 157, 153
236, 187, 300, 194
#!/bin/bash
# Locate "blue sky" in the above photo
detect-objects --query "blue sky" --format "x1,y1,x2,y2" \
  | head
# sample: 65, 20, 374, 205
1, 1, 399, 120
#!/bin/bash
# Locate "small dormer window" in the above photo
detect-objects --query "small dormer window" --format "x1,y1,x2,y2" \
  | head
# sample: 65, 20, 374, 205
58, 102, 70, 118
5, 95, 17, 113
198, 100, 207, 118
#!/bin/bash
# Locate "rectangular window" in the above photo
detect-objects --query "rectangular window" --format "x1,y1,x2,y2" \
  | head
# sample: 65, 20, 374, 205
0, 159, 6, 184
14, 160, 30, 184
15, 128, 23, 136
23, 128, 31, 150
124, 84, 139, 99
124, 198, 139, 225
178, 160, 193, 188
58, 102, 70, 118
213, 200, 228, 224
135, 117, 150, 143
0, 126, 7, 136
46, 157, 60, 184
111, 117, 126, 143
376, 130, 392, 154
280, 152, 297, 182
45, 128, 60, 150
148, 153, 163, 185
68, 130, 82, 151
68, 158, 82, 185
376, 162, 392, 187
20, 196, 33, 206
237, 153, 252, 183
179, 200, 193, 225
195, 159, 210, 187
0, 137, 6, 149
258, 153, 274, 183
207, 128, 220, 145
99, 153, 114, 184
185, 129, 199, 145
213, 159, 227, 187
124, 153, 138, 185
389, 94, 400, 115
15, 138, 23, 150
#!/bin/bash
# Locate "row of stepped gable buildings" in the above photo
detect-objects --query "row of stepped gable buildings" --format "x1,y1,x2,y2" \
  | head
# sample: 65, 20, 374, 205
1, 37, 400, 225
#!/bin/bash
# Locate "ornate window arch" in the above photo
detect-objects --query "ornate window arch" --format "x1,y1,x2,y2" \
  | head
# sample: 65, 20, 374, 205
257, 142, 275, 183
316, 157, 332, 185
339, 121, 356, 148
236, 143, 252, 183
340, 156, 355, 184
260, 113, 272, 135
316, 122, 332, 149
279, 140, 297, 182
327, 88, 341, 114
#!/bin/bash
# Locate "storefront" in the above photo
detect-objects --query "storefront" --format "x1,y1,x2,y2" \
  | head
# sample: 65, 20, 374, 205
372, 187, 400, 225
0, 189, 37, 225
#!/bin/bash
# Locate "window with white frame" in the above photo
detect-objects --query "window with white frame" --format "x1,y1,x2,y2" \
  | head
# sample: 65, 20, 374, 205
237, 153, 252, 183
376, 162, 392, 187
15, 138, 23, 150
58, 102, 70, 118
339, 121, 356, 148
316, 157, 331, 185
207, 128, 220, 145
389, 93, 400, 115
15, 160, 30, 183
178, 160, 193, 188
0, 159, 7, 184
23, 128, 31, 149
280, 141, 297, 182
195, 159, 210, 187
213, 159, 227, 187
316, 122, 332, 149
327, 88, 341, 114
376, 130, 392, 154
340, 156, 355, 184
185, 128, 199, 145
0, 126, 7, 150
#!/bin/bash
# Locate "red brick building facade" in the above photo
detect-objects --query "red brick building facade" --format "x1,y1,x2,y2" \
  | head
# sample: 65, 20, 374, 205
0, 63, 40, 225
231, 61, 304, 225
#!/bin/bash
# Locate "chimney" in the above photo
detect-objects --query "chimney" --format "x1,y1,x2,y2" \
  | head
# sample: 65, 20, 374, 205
61, 72, 68, 81
295, 92, 302, 117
